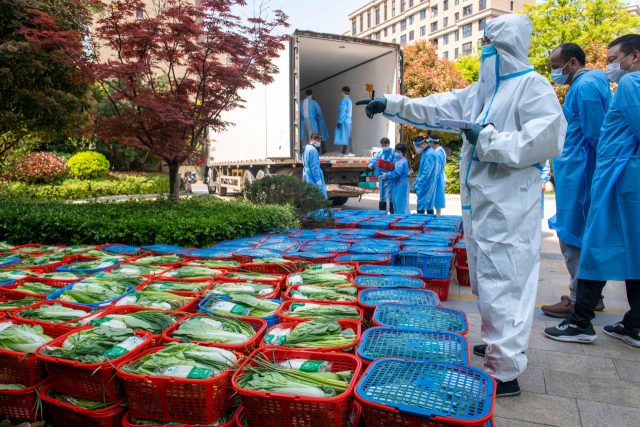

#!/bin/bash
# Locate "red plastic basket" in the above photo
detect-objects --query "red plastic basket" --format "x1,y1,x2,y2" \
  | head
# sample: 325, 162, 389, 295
15, 276, 83, 289
0, 333, 50, 387
116, 346, 238, 424
285, 272, 354, 288
36, 330, 152, 401
261, 320, 361, 353
376, 158, 395, 172
122, 409, 242, 427
235, 400, 361, 427
0, 282, 49, 300
232, 347, 362, 427
283, 284, 358, 306
456, 263, 470, 287
424, 276, 453, 302
10, 244, 65, 254
283, 253, 337, 264
4, 258, 72, 275
162, 313, 267, 353
0, 379, 48, 422
222, 274, 286, 288
242, 262, 302, 275
276, 300, 364, 323
454, 246, 468, 267
12, 300, 98, 338
40, 383, 127, 427
389, 224, 424, 231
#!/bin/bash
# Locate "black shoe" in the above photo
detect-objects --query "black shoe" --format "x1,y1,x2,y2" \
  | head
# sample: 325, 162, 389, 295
544, 319, 597, 343
473, 344, 487, 357
603, 322, 640, 348
496, 379, 521, 398
594, 296, 605, 311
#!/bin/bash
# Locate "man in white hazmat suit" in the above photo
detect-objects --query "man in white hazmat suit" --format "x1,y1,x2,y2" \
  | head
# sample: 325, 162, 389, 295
356, 14, 566, 396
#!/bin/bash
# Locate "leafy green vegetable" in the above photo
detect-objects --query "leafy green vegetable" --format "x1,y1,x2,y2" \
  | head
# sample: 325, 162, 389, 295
291, 285, 357, 302
206, 282, 275, 297
135, 255, 181, 265
0, 322, 52, 353
0, 269, 30, 280
78, 310, 177, 335
205, 295, 280, 318
162, 266, 222, 279
0, 297, 40, 309
285, 303, 360, 320
48, 390, 119, 410
63, 258, 120, 270
84, 250, 130, 259
13, 253, 65, 267
14, 281, 57, 295
0, 243, 14, 251
19, 303, 88, 324
184, 260, 240, 268
170, 315, 256, 345
264, 319, 356, 349
36, 272, 88, 280
12, 246, 60, 254
56, 281, 130, 304
84, 272, 145, 287
303, 264, 355, 274
226, 272, 280, 281
287, 273, 351, 287
58, 245, 96, 255
116, 290, 194, 310
144, 281, 208, 292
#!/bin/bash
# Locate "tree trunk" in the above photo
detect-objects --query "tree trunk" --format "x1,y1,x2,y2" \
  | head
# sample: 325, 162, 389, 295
169, 163, 181, 203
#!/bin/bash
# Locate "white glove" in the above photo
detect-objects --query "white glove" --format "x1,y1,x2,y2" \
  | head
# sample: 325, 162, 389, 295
381, 173, 387, 180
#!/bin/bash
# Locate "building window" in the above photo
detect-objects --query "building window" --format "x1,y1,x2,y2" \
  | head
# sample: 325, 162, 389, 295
409, 30, 415, 40
410, 0, 414, 6
392, 24, 397, 33
478, 18, 486, 32
420, 25, 426, 36
401, 34, 407, 45
376, 9, 381, 25
463, 23, 472, 38
226, 56, 232, 64
443, 51, 449, 59
510, 1, 514, 10
401, 0, 406, 12
431, 22, 438, 32
455, 12, 459, 21
385, 5, 388, 20
456, 0, 460, 5
432, 38, 438, 46
136, 8, 143, 18
455, 47, 459, 58
455, 30, 460, 41
352, 21, 357, 35
376, 31, 381, 40
463, 41, 472, 55
401, 19, 407, 30
368, 12, 371, 28
421, 10, 426, 20
392, 38, 396, 43
443, 33, 449, 45
392, 1, 396, 17
368, 35, 372, 40
444, 17, 448, 27
463, 5, 473, 16
409, 15, 414, 25
431, 6, 438, 17
479, 0, 486, 11
384, 27, 389, 36
360, 16, 364, 32
444, 0, 449, 11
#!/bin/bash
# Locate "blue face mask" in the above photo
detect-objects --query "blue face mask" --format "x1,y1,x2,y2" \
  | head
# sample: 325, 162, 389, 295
551, 60, 570, 85
383, 147, 391, 152
416, 147, 424, 154
481, 44, 497, 61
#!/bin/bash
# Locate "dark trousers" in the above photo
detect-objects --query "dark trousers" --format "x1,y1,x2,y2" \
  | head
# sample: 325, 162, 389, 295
569, 279, 640, 330
379, 201, 394, 214
418, 210, 435, 215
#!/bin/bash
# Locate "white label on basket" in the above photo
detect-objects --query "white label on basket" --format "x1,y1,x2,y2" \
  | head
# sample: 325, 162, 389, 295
310, 263, 337, 270
155, 365, 213, 379
264, 327, 292, 345
0, 322, 13, 332
258, 288, 273, 295
289, 275, 303, 285
198, 318, 224, 329
210, 301, 250, 316
103, 336, 145, 359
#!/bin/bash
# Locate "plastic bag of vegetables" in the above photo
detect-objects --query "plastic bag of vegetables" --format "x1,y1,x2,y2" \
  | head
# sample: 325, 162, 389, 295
116, 290, 194, 310
206, 282, 275, 297
284, 303, 361, 320
287, 272, 351, 287
205, 295, 279, 318
107, 263, 164, 276
13, 281, 57, 295
143, 281, 209, 293
62, 258, 120, 271
264, 319, 357, 349
184, 260, 241, 269
162, 266, 222, 279
18, 303, 89, 324
0, 322, 52, 353
13, 254, 66, 268
303, 264, 355, 274
290, 285, 357, 302
135, 255, 181, 265
78, 310, 178, 335
169, 315, 256, 345
55, 281, 131, 305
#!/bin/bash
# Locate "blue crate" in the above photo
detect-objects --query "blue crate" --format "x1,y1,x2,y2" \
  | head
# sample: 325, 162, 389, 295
311, 228, 343, 235
355, 359, 493, 423
323, 237, 362, 244
183, 248, 235, 259
359, 264, 422, 277
402, 246, 453, 253
199, 294, 281, 329
47, 283, 135, 308
374, 303, 468, 334
349, 246, 399, 255
56, 259, 121, 274
284, 251, 335, 260
258, 242, 300, 252
339, 229, 378, 237
455, 242, 467, 248
260, 236, 301, 244
376, 230, 421, 238
358, 221, 390, 230
359, 289, 440, 308
423, 231, 460, 240
355, 276, 424, 289
99, 245, 140, 255
289, 231, 331, 240
141, 244, 188, 254
334, 254, 389, 263
215, 242, 257, 249
0, 257, 19, 267
357, 327, 469, 365
402, 239, 451, 247
426, 223, 461, 233
233, 248, 284, 259
301, 242, 350, 253
0, 279, 14, 286
394, 251, 454, 279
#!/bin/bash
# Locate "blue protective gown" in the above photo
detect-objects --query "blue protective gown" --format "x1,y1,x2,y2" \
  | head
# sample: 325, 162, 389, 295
334, 97, 353, 146
300, 99, 329, 141
548, 70, 611, 247
432, 147, 447, 210
413, 146, 437, 211
368, 148, 398, 202
302, 144, 327, 197
579, 72, 640, 281
540, 160, 551, 218
386, 156, 410, 214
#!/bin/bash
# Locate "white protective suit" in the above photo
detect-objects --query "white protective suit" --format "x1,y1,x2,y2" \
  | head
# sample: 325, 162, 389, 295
381, 14, 566, 381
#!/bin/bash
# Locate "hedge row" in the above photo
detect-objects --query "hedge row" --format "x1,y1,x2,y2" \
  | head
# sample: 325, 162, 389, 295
0, 197, 299, 247
0, 174, 180, 201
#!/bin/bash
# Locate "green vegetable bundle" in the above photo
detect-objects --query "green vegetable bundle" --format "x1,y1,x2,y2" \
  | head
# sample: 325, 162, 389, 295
120, 342, 237, 378
184, 260, 241, 268
63, 258, 120, 271
13, 254, 66, 268
249, 258, 293, 265
0, 242, 14, 251
0, 322, 52, 353
85, 272, 145, 287
116, 290, 194, 310
48, 390, 120, 410
19, 303, 88, 324
83, 250, 130, 259
0, 297, 40, 309
291, 285, 357, 302
109, 263, 165, 276
14, 281, 57, 295
144, 281, 208, 292
135, 255, 181, 265
206, 282, 275, 297
36, 272, 88, 280
12, 246, 60, 254
226, 272, 280, 281
56, 281, 130, 304
58, 245, 96, 255
205, 295, 279, 318
170, 315, 256, 345
0, 269, 30, 280
0, 384, 26, 390
264, 319, 356, 349
287, 273, 351, 287
303, 264, 355, 274
162, 266, 222, 279
79, 310, 178, 335
285, 303, 360, 320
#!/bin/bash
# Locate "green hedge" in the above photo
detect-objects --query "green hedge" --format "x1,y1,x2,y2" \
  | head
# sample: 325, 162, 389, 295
0, 197, 299, 247
0, 174, 181, 201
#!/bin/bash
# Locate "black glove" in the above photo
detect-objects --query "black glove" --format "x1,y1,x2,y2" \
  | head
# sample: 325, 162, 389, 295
356, 98, 388, 119
337, 123, 342, 129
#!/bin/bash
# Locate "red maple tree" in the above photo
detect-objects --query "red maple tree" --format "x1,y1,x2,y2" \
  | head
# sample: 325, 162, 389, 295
88, 0, 289, 199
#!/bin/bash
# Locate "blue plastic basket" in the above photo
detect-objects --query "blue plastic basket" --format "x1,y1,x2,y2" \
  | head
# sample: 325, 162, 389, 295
423, 231, 460, 240
220, 237, 263, 245
355, 276, 425, 289
359, 265, 422, 277
402, 239, 451, 247
0, 257, 19, 267
258, 242, 300, 252
359, 289, 440, 308
357, 327, 469, 365
46, 283, 136, 307
183, 248, 235, 259
426, 223, 461, 233
99, 244, 140, 255
455, 242, 467, 248
402, 246, 454, 253
376, 230, 420, 238
340, 229, 378, 237
311, 228, 343, 235
141, 244, 188, 254
394, 251, 453, 279
283, 251, 335, 260
199, 294, 281, 329
359, 221, 390, 230
374, 303, 468, 334
0, 279, 14, 286
56, 259, 121, 274
335, 254, 390, 263
301, 242, 350, 253
355, 359, 494, 424
259, 236, 301, 245
233, 248, 284, 260
289, 231, 331, 240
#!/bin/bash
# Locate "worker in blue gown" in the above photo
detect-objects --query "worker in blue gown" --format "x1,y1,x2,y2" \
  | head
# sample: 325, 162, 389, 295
368, 137, 398, 212
300, 89, 329, 152
335, 87, 354, 155
545, 34, 640, 347
540, 161, 550, 218
412, 136, 437, 214
302, 132, 327, 197
381, 143, 410, 214
429, 136, 447, 216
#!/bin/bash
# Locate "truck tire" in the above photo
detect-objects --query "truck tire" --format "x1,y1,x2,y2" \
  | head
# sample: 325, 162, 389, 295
330, 196, 349, 206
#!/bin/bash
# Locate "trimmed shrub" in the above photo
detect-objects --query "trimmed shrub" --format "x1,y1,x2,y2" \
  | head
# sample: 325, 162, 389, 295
68, 151, 110, 179
10, 152, 68, 184
0, 197, 299, 247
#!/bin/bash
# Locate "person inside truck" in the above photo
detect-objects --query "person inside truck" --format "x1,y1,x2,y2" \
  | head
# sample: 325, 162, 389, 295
302, 132, 327, 197
300, 89, 329, 153
413, 135, 437, 215
368, 137, 398, 213
381, 143, 410, 214
335, 86, 354, 156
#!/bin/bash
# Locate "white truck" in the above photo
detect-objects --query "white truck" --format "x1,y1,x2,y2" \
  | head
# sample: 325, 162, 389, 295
206, 30, 404, 205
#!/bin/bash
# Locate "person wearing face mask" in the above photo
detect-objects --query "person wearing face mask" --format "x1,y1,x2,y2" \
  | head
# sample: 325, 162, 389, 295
412, 135, 436, 214
302, 132, 327, 197
381, 143, 410, 214
545, 34, 640, 348
356, 14, 566, 397
541, 43, 611, 319
429, 135, 447, 217
368, 137, 398, 212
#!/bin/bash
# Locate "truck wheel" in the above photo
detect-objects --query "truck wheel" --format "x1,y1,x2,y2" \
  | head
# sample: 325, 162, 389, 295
330, 197, 349, 206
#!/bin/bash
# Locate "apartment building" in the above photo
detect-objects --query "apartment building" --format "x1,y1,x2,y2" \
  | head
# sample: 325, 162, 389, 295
345, 0, 529, 60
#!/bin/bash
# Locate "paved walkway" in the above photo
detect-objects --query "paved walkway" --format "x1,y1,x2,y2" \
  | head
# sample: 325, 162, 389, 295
346, 194, 639, 427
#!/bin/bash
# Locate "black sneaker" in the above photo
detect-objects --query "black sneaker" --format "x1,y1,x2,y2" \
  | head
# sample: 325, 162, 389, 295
473, 344, 487, 357
595, 296, 605, 311
544, 320, 597, 343
496, 379, 521, 398
603, 322, 640, 348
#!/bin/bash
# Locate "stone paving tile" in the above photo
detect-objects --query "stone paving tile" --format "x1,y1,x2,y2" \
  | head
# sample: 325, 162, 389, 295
613, 359, 640, 383
493, 417, 554, 426
525, 349, 619, 379
528, 330, 585, 355
577, 399, 640, 427
581, 326, 640, 362
545, 371, 640, 408
493, 391, 581, 427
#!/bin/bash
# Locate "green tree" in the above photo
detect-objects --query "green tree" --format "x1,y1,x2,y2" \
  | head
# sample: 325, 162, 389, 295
454, 49, 481, 84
